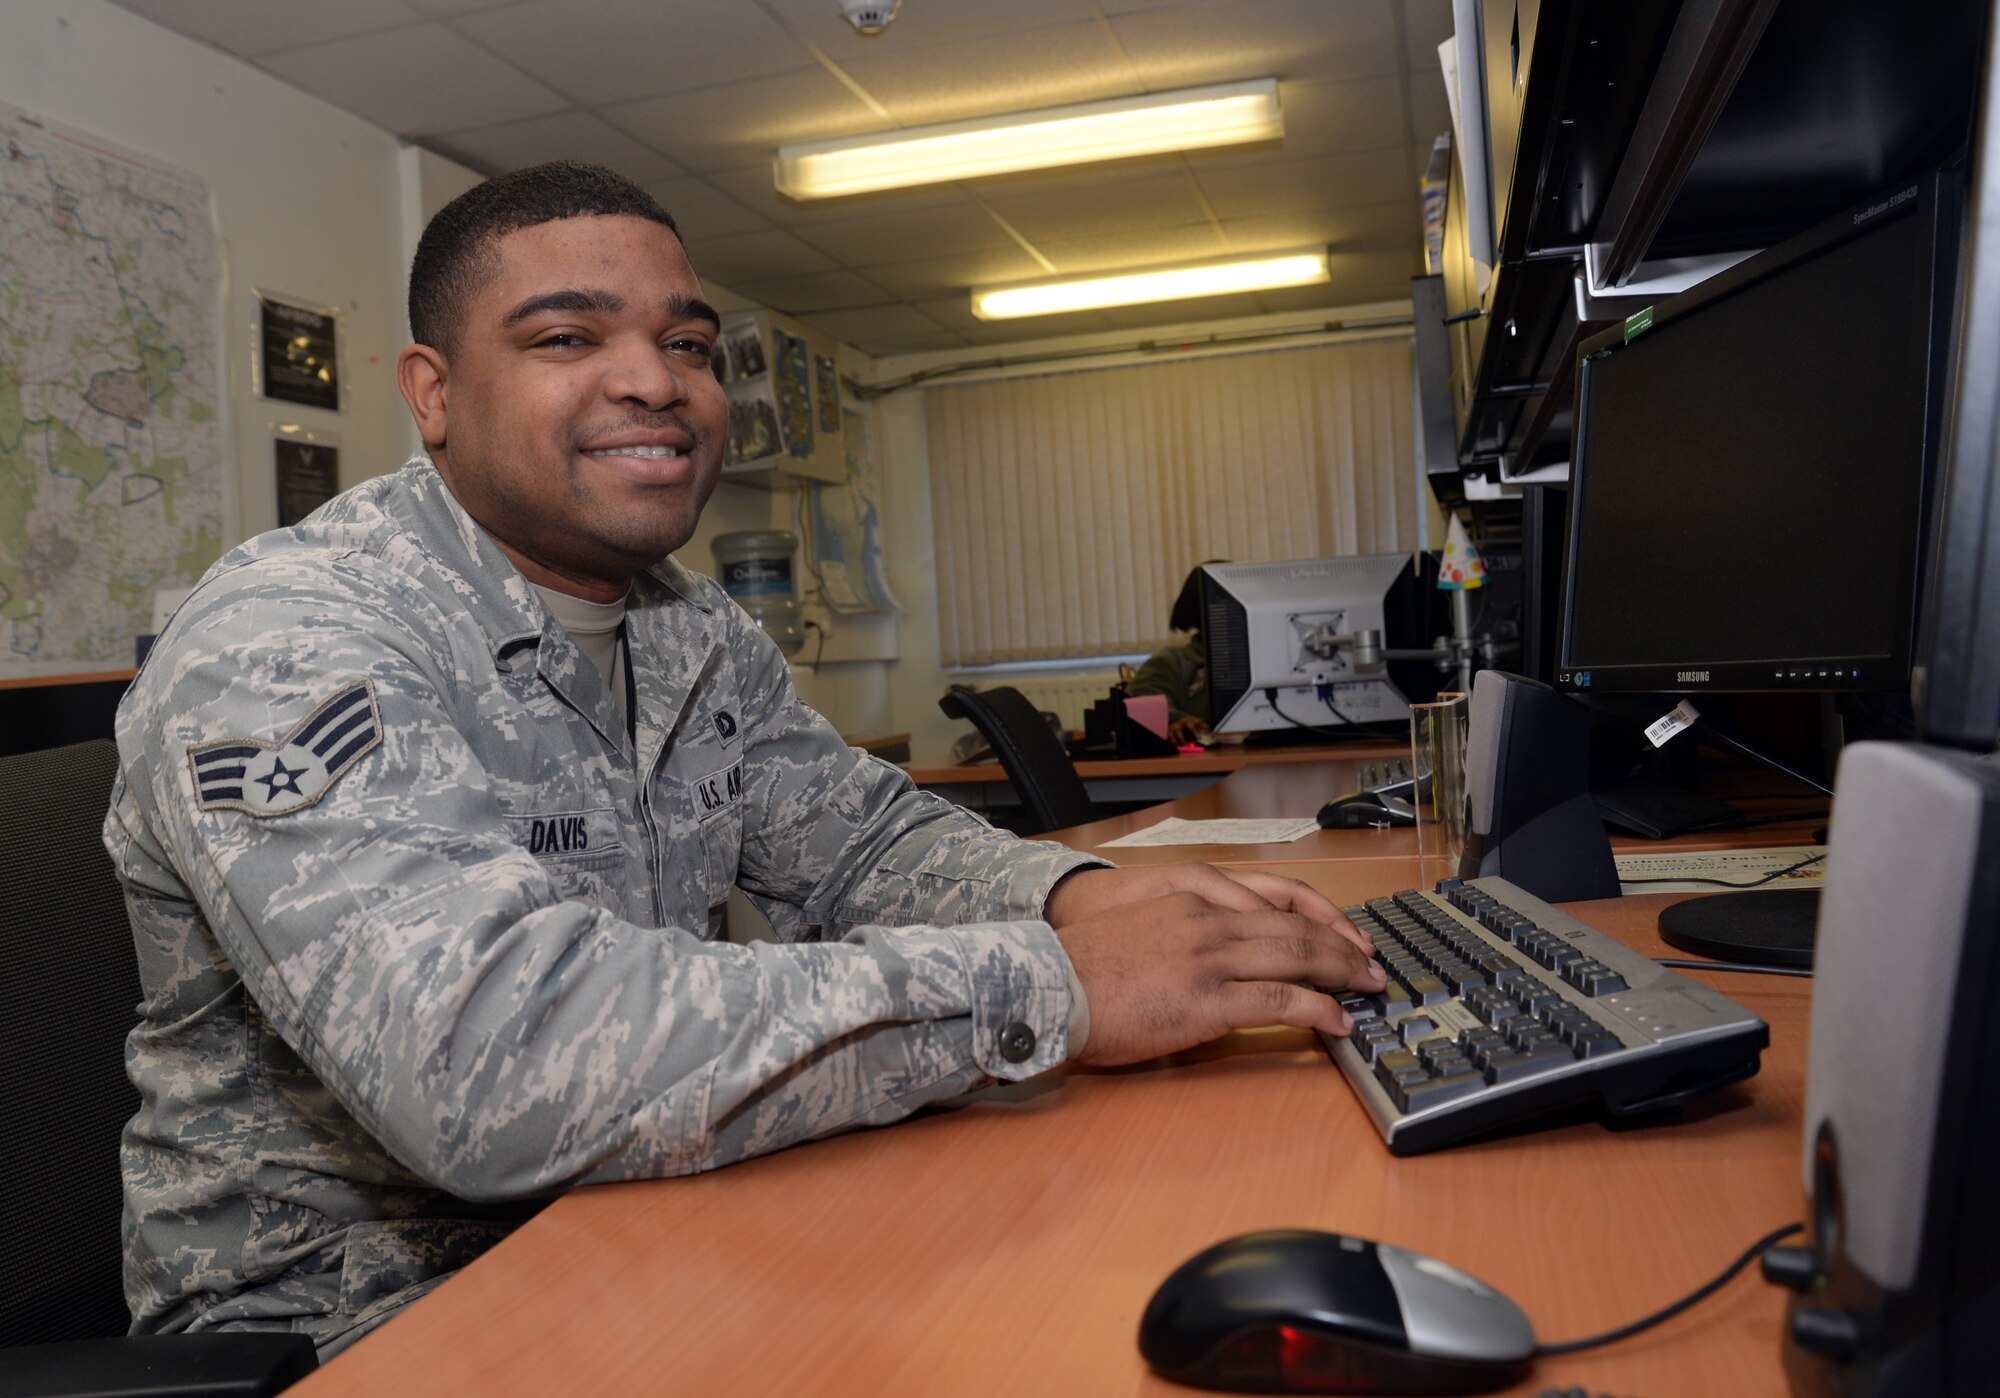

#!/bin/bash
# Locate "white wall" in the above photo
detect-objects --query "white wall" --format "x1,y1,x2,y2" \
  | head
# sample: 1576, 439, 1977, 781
3, 0, 430, 533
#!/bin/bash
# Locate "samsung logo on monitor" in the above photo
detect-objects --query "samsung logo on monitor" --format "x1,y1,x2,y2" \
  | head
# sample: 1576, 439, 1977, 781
1677, 670, 1711, 683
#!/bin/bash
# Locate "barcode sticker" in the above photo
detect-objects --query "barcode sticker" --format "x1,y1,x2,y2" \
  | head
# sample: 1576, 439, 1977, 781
1645, 700, 1701, 749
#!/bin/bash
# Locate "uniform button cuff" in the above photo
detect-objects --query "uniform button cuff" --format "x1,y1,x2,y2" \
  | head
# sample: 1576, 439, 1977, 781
997, 1021, 1037, 1063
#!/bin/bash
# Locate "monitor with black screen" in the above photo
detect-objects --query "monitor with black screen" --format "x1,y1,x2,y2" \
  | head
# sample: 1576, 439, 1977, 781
1551, 172, 1959, 965
1558, 173, 1954, 700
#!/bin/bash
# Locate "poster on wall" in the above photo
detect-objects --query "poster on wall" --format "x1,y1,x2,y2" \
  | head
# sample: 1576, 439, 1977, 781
273, 429, 340, 527
256, 289, 342, 411
0, 98, 225, 680
773, 327, 814, 460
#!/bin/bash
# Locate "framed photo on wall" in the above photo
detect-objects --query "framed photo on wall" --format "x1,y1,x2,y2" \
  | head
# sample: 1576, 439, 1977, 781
254, 288, 343, 411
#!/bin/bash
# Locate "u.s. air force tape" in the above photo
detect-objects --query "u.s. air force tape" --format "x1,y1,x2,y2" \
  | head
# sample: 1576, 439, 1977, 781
187, 680, 383, 818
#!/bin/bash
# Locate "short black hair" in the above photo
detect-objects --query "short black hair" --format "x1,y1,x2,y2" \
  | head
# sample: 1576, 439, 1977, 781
408, 160, 681, 356
1170, 561, 1226, 634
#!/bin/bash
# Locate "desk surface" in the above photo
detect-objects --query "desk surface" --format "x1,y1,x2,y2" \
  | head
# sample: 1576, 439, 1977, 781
903, 738, 1404, 787
298, 764, 1812, 1397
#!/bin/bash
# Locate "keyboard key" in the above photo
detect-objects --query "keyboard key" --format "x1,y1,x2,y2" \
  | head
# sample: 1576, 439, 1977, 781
1545, 945, 1585, 972
1399, 1016, 1438, 1046
1404, 973, 1451, 1007
1516, 983, 1563, 1016
1376, 983, 1415, 1018
1577, 967, 1629, 996
1397, 1069, 1485, 1112
1574, 1031, 1625, 1059
1484, 1045, 1573, 1084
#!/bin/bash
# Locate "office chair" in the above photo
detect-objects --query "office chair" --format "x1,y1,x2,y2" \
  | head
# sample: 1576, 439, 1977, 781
0, 740, 316, 1397
938, 685, 1097, 835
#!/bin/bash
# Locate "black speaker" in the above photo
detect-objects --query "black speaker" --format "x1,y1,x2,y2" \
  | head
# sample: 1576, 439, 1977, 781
1764, 742, 2000, 1394
1460, 670, 1621, 903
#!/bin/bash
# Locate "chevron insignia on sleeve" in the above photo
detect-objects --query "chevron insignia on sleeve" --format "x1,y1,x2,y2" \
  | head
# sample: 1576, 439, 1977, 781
187, 680, 383, 818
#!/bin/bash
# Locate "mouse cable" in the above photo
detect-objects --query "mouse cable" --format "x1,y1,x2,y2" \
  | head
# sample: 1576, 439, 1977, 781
1651, 957, 1814, 979
1532, 1222, 1803, 1357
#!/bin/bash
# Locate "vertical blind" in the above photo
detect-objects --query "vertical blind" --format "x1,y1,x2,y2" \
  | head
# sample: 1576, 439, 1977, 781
926, 334, 1418, 666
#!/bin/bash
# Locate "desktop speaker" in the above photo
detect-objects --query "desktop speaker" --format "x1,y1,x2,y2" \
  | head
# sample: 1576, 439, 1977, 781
1765, 742, 2000, 1395
1460, 671, 1621, 903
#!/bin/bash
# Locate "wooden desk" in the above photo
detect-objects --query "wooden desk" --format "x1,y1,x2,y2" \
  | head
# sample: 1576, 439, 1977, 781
906, 739, 1405, 813
299, 770, 1810, 1397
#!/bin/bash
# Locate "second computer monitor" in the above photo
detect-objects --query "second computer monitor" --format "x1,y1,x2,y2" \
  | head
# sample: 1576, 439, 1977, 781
1199, 553, 1442, 735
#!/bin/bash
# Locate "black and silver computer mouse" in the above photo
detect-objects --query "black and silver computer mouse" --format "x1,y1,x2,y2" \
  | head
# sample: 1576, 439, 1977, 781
1317, 791, 1418, 828
1138, 1229, 1536, 1394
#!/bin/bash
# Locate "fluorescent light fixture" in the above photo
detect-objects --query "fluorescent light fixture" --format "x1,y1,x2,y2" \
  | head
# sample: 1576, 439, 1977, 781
774, 79, 1282, 200
972, 249, 1331, 320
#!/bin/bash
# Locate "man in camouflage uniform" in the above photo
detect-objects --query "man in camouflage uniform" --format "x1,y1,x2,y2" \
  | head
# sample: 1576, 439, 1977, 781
108, 163, 1382, 1355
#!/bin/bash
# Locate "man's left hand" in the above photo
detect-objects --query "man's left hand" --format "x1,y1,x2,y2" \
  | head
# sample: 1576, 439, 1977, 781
1044, 863, 1372, 956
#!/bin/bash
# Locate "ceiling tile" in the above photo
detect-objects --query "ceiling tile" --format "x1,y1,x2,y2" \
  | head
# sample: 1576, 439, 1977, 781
1109, 0, 1401, 88
454, 0, 815, 106
607, 68, 890, 173
705, 164, 973, 228
837, 21, 1142, 125
1403, 0, 1458, 68
848, 327, 974, 354
112, 0, 424, 59
1220, 200, 1416, 254
795, 304, 961, 354
1410, 72, 1453, 146
913, 296, 984, 331
760, 0, 1098, 64
428, 111, 681, 182
641, 177, 772, 239
1319, 246, 1424, 303
982, 171, 1212, 243
1033, 223, 1231, 276
260, 25, 570, 135
1195, 148, 1414, 220
722, 269, 895, 315
680, 228, 838, 287
1184, 73, 1409, 161
404, 0, 520, 13
792, 204, 1018, 264
854, 246, 1053, 299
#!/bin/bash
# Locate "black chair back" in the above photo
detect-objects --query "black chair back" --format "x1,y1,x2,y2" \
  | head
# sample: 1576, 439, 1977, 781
938, 686, 1096, 835
0, 740, 139, 1347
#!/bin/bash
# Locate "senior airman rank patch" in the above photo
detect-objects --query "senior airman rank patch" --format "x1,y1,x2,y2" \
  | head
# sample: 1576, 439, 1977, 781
188, 680, 383, 817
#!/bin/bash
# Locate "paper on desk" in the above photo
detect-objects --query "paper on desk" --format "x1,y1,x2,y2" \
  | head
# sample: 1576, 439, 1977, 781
1614, 844, 1827, 895
1100, 817, 1322, 848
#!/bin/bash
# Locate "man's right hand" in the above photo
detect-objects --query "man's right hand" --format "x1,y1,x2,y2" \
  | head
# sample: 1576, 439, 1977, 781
1055, 892, 1386, 1067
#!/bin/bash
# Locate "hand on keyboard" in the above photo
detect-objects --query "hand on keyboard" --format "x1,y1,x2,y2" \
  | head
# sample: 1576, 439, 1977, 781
1055, 891, 1387, 1066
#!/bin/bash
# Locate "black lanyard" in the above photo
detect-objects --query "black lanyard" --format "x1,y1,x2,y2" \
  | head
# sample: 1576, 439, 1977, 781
617, 619, 637, 745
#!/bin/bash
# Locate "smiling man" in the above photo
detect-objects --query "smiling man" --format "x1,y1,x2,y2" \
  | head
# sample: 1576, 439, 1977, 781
106, 163, 1382, 1356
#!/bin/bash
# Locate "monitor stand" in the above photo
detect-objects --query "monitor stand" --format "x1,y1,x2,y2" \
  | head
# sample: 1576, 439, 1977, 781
1658, 890, 1819, 968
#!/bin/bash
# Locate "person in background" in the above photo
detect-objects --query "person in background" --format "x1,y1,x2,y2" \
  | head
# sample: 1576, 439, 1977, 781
1127, 564, 1220, 745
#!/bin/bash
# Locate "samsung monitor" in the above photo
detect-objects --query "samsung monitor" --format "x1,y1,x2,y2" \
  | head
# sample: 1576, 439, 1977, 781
1557, 172, 1957, 698
1199, 553, 1444, 736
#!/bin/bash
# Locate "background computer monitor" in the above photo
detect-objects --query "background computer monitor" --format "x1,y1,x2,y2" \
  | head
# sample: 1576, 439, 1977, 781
1199, 553, 1443, 736
1557, 171, 1957, 699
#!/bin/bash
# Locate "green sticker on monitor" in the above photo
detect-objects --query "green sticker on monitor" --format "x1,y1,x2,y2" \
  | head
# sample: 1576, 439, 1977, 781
1623, 306, 1655, 342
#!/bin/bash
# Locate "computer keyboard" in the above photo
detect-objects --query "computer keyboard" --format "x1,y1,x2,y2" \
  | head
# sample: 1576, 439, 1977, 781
1355, 756, 1413, 798
1326, 877, 1769, 1155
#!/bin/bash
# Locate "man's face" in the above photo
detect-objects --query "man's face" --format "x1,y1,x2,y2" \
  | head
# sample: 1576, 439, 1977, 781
407, 214, 726, 595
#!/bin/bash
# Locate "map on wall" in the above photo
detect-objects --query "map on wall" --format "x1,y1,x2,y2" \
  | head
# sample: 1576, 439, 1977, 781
0, 99, 224, 680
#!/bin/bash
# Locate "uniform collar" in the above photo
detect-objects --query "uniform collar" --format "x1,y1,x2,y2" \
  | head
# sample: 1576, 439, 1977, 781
387, 456, 722, 761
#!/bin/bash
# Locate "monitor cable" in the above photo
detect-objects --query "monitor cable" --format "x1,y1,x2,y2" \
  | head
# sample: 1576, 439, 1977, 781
1531, 1222, 1803, 1357
1261, 686, 1406, 741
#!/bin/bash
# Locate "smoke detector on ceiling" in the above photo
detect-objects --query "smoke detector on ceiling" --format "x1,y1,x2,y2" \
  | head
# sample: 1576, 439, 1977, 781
840, 0, 901, 37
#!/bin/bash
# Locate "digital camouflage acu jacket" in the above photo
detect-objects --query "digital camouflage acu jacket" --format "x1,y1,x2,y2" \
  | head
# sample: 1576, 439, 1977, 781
106, 457, 1101, 1354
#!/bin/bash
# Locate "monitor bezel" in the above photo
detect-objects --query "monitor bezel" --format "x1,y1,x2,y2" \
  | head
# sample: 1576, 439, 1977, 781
1556, 170, 1958, 697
